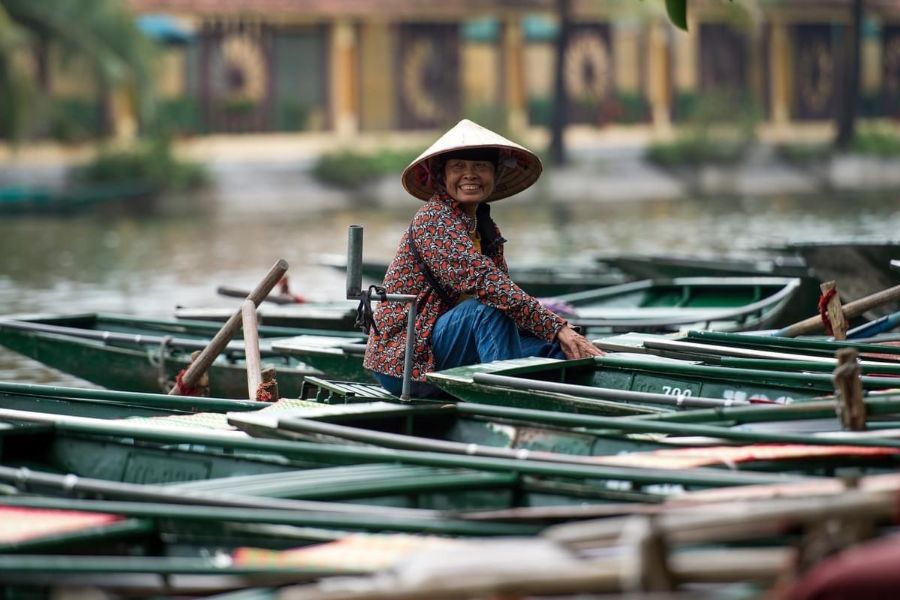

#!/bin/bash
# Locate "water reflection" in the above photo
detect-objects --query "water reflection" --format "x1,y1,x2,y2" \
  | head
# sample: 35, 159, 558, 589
1, 190, 898, 383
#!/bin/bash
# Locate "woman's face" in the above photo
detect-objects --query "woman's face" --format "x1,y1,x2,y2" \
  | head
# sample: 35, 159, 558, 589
443, 158, 495, 207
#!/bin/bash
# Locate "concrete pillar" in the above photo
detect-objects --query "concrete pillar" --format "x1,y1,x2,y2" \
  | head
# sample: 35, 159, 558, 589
502, 18, 528, 132
110, 85, 137, 141
672, 18, 697, 93
646, 20, 671, 131
769, 21, 792, 127
358, 21, 395, 130
862, 18, 882, 94
613, 19, 641, 94
747, 25, 766, 106
330, 20, 358, 136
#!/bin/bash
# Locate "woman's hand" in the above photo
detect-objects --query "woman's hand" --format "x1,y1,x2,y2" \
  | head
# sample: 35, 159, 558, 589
556, 325, 605, 360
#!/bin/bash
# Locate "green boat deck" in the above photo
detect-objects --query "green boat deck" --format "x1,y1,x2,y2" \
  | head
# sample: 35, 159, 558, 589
0, 313, 365, 398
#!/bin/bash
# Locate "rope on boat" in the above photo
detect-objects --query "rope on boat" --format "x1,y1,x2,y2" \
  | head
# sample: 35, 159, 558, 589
278, 275, 306, 304
173, 351, 209, 397
355, 284, 387, 336
150, 335, 173, 391
255, 379, 276, 402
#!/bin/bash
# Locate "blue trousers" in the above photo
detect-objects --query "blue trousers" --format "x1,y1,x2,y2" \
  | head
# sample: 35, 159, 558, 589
373, 298, 564, 397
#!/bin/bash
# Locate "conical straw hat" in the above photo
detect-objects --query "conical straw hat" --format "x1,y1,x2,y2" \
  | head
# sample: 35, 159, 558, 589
401, 119, 542, 202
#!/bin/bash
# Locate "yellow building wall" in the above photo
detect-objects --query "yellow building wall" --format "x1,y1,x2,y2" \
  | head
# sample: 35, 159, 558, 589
524, 42, 554, 99
158, 49, 186, 99
613, 22, 642, 93
358, 21, 395, 130
462, 43, 500, 109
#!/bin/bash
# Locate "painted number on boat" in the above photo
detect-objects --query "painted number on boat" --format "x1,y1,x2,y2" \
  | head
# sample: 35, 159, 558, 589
661, 386, 692, 397
123, 453, 212, 484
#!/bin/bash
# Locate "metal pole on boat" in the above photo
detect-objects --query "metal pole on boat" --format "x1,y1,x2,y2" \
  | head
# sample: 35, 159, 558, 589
346, 225, 363, 299
346, 226, 418, 401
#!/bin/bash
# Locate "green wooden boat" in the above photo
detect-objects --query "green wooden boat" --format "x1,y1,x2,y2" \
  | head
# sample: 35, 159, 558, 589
272, 325, 900, 412
594, 332, 900, 370
597, 252, 811, 280
555, 276, 804, 333
0, 181, 160, 216
8, 378, 900, 470
426, 353, 900, 414
0, 313, 365, 398
784, 241, 900, 317
184, 277, 804, 335
685, 330, 900, 360
273, 336, 371, 383
0, 484, 533, 593
300, 375, 900, 435
0, 398, 815, 509
227, 381, 900, 477
175, 301, 360, 330
315, 253, 632, 297
269, 276, 810, 384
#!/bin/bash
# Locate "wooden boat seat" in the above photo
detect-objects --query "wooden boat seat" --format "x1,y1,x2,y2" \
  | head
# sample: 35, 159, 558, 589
299, 376, 396, 404
165, 463, 516, 501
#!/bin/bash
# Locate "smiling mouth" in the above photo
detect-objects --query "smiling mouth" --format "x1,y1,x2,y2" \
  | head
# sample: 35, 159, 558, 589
459, 184, 481, 193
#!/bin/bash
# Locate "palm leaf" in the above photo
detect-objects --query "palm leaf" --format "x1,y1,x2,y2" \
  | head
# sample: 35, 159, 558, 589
0, 0, 156, 140
665, 0, 688, 31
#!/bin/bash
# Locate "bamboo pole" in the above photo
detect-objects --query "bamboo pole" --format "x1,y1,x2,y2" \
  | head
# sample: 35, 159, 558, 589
168, 259, 288, 395
277, 548, 790, 599
242, 299, 263, 400
776, 282, 900, 337
544, 487, 897, 550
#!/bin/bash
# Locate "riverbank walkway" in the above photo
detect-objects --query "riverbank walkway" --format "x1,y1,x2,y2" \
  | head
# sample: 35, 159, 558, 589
2, 123, 899, 213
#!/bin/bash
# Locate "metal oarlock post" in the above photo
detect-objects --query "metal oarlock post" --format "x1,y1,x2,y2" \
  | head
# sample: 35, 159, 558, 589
346, 225, 418, 401
346, 225, 363, 299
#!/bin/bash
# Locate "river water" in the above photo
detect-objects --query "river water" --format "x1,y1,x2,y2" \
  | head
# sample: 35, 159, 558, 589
2, 189, 899, 385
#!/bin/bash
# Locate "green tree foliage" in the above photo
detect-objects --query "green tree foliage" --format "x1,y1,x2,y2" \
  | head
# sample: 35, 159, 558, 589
646, 91, 762, 168
0, 0, 154, 140
312, 148, 420, 191
73, 136, 208, 191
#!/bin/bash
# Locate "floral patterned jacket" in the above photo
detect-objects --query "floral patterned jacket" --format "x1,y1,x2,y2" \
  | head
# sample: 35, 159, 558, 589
363, 192, 567, 381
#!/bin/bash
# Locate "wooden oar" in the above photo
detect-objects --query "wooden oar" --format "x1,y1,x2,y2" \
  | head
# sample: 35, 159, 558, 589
847, 309, 900, 339
775, 282, 900, 337
168, 259, 288, 395
241, 299, 263, 399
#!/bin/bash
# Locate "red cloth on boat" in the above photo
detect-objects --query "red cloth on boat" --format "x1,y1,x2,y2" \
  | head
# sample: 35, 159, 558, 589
817, 288, 839, 336
784, 535, 900, 600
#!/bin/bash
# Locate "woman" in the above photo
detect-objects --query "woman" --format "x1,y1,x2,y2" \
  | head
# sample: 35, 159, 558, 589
363, 119, 602, 397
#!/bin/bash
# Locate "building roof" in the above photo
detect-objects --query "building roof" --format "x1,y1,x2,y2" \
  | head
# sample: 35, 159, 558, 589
129, 0, 553, 18
131, 0, 900, 23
